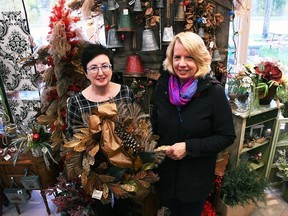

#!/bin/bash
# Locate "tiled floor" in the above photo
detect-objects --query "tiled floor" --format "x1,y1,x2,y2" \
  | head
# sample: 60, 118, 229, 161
1, 184, 288, 216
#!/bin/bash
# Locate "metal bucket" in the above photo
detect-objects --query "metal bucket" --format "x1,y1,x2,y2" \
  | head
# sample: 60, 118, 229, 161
126, 55, 144, 73
118, 8, 135, 31
107, 27, 123, 48
141, 28, 159, 51
162, 26, 174, 42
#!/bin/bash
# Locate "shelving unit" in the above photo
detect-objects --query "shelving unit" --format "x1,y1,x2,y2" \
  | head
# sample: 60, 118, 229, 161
266, 117, 288, 183
229, 101, 281, 177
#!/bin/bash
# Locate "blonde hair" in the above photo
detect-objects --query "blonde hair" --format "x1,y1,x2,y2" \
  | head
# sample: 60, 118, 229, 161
163, 32, 212, 79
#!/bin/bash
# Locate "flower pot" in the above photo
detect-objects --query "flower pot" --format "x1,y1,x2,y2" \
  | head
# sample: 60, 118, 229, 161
258, 86, 277, 105
282, 181, 288, 202
31, 147, 43, 157
216, 199, 255, 216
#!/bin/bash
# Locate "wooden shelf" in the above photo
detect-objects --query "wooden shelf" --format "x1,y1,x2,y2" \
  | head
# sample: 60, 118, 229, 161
241, 140, 269, 153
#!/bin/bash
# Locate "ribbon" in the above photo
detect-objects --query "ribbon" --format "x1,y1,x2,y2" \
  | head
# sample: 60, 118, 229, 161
89, 103, 133, 168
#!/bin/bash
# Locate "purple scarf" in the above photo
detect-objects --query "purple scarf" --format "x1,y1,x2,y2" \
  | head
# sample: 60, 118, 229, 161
168, 75, 198, 106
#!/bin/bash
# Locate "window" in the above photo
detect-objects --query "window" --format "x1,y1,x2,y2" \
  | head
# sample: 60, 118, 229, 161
228, 0, 288, 71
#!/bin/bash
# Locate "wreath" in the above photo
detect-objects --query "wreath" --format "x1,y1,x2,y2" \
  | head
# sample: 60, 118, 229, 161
61, 101, 165, 204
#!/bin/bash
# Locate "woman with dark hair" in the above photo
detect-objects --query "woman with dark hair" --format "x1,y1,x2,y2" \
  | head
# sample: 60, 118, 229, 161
66, 43, 134, 137
66, 43, 134, 216
151, 32, 236, 216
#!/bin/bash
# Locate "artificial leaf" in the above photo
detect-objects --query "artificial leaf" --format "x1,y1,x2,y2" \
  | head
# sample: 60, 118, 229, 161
137, 179, 150, 188
110, 184, 130, 199
134, 156, 143, 171
142, 162, 154, 171
121, 183, 136, 192
74, 133, 86, 139
81, 170, 88, 186
145, 7, 153, 16
102, 183, 109, 199
135, 170, 147, 180
36, 114, 50, 125
84, 172, 96, 195
89, 143, 100, 157
97, 174, 116, 183
64, 139, 82, 148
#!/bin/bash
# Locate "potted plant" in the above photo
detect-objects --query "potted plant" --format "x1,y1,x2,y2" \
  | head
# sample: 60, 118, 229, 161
275, 149, 288, 201
217, 162, 269, 216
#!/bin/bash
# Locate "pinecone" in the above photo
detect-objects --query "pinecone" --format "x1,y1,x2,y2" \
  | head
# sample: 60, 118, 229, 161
114, 122, 142, 155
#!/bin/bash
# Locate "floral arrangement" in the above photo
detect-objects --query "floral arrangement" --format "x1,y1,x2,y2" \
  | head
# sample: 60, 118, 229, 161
7, 123, 58, 169
275, 149, 288, 181
228, 58, 288, 108
55, 101, 164, 214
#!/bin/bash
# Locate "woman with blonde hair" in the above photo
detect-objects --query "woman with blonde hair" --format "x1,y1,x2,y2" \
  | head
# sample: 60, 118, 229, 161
151, 32, 235, 216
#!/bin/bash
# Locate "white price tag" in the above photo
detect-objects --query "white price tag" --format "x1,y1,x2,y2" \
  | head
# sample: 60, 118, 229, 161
92, 189, 103, 200
123, 9, 129, 15
4, 154, 11, 161
202, 17, 207, 24
209, 41, 214, 48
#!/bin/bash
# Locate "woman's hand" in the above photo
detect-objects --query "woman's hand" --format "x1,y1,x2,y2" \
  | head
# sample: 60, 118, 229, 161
166, 142, 187, 160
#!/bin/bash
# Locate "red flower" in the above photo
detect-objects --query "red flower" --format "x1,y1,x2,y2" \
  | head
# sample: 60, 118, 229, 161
254, 62, 282, 83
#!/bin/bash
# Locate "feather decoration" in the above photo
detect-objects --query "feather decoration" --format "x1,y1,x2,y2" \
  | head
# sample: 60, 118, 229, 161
56, 78, 69, 97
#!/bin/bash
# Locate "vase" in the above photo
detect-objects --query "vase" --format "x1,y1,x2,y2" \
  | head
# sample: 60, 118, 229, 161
282, 181, 288, 202
235, 93, 250, 113
228, 93, 238, 110
258, 85, 277, 105
31, 147, 43, 157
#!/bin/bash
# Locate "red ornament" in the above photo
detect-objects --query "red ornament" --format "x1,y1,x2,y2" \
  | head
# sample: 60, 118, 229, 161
105, 25, 111, 31
184, 0, 189, 6
120, 34, 126, 41
33, 133, 40, 141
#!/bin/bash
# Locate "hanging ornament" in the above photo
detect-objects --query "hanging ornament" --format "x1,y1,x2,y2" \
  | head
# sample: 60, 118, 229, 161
105, 25, 111, 31
33, 133, 40, 141
120, 33, 126, 41
101, 4, 107, 11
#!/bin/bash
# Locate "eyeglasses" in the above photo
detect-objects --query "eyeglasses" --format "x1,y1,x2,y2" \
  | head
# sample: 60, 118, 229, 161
87, 64, 112, 74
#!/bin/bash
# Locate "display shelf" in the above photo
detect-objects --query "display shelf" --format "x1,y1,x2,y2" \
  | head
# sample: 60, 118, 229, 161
266, 117, 288, 182
229, 101, 281, 177
241, 140, 269, 153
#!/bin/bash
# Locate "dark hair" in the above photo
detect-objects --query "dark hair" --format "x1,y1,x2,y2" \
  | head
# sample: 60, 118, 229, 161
81, 43, 113, 73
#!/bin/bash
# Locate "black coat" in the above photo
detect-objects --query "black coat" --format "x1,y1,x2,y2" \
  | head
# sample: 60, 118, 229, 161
151, 72, 236, 203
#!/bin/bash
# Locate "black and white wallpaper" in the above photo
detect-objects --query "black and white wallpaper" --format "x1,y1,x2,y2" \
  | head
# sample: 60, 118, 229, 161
0, 10, 40, 127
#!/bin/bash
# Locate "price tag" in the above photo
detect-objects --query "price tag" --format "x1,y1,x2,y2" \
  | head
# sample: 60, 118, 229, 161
4, 154, 11, 161
209, 41, 214, 48
123, 9, 129, 15
92, 189, 103, 200
202, 17, 207, 24
128, 0, 135, 5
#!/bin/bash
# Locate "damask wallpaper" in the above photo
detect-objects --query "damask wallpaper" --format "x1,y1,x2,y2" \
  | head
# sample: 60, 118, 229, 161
0, 10, 41, 128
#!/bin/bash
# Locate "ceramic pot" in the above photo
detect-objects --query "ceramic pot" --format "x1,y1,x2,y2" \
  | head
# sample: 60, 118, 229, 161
258, 86, 277, 105
216, 199, 255, 216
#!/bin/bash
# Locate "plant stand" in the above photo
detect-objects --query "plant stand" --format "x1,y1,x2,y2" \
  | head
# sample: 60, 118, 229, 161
216, 199, 255, 216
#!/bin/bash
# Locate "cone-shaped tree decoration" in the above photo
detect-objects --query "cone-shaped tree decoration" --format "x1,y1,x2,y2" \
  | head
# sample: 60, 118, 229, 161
36, 0, 89, 150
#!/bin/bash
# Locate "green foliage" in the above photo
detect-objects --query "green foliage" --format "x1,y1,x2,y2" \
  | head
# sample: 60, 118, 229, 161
276, 149, 288, 181
220, 162, 269, 207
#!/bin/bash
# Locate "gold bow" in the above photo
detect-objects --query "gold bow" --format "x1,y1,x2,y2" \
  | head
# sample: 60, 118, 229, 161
95, 103, 133, 168
64, 102, 133, 168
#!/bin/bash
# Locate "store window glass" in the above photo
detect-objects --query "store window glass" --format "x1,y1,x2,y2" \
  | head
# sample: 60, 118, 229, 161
228, 0, 288, 70
249, 0, 288, 65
